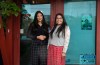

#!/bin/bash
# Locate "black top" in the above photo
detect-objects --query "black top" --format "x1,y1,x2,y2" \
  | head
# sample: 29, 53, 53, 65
27, 22, 49, 45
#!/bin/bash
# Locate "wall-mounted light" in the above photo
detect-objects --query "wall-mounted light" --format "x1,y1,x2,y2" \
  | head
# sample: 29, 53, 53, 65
32, 0, 35, 4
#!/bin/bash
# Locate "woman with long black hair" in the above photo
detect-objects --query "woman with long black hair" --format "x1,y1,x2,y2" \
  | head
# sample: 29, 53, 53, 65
27, 11, 49, 65
47, 13, 70, 65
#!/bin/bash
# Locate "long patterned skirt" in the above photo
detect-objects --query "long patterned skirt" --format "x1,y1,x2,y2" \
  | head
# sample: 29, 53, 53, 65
47, 44, 65, 65
29, 44, 47, 65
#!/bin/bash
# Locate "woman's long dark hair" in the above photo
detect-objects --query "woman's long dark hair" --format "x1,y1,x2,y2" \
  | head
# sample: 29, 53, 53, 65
50, 13, 68, 38
32, 11, 48, 30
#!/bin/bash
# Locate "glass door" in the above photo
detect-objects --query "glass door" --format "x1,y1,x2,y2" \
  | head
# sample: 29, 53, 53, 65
64, 0, 96, 65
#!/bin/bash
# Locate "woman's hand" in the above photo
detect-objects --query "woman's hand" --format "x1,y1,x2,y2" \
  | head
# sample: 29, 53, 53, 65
62, 52, 66, 57
37, 35, 46, 40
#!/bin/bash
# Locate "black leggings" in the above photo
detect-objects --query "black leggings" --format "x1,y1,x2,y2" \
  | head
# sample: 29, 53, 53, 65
30, 44, 47, 65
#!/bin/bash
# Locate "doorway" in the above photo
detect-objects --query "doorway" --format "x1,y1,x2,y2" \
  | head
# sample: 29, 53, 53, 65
20, 3, 50, 65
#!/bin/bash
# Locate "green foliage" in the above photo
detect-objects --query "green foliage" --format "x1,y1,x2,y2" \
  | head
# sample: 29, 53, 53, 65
0, 1, 20, 17
0, 1, 20, 30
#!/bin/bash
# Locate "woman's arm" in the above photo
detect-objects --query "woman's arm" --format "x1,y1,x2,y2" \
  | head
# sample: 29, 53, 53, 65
27, 23, 37, 40
42, 26, 49, 40
62, 26, 70, 53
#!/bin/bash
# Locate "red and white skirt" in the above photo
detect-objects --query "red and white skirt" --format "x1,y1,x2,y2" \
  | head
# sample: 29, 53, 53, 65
47, 44, 65, 65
